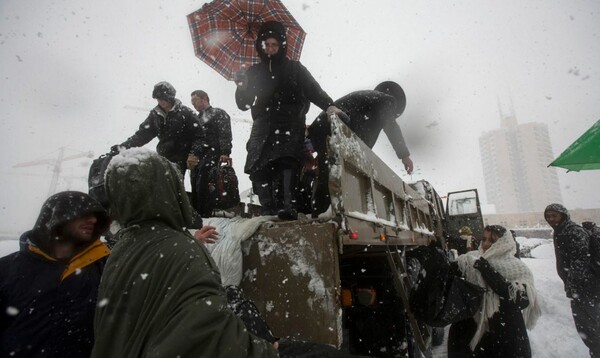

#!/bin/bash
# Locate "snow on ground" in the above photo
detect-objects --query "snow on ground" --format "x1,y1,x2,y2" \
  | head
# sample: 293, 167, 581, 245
0, 238, 590, 357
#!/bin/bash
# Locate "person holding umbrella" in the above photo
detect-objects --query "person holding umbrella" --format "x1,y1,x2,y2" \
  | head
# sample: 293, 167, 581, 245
235, 20, 342, 220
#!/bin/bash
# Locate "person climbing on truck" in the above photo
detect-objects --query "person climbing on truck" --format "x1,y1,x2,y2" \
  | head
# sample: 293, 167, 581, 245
308, 81, 413, 217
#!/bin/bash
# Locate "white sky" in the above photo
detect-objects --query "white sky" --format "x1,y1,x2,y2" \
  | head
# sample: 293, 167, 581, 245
1, 0, 599, 235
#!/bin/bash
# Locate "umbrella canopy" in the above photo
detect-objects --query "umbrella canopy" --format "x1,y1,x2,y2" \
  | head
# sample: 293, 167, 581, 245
187, 0, 306, 81
549, 119, 600, 171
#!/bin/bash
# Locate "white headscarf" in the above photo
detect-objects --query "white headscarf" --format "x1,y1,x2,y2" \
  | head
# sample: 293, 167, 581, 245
457, 230, 541, 350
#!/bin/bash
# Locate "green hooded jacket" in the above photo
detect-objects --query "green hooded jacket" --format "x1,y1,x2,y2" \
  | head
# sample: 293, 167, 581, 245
92, 148, 277, 357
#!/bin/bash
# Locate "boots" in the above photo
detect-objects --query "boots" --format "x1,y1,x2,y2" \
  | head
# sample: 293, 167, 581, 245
253, 181, 277, 216
278, 169, 298, 221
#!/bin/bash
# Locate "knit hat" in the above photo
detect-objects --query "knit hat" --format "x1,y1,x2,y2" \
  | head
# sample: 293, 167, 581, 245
459, 226, 473, 236
152, 81, 176, 104
544, 203, 569, 221
374, 81, 406, 117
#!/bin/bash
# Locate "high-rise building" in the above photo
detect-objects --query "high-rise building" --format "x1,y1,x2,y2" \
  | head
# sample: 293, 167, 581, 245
479, 107, 562, 213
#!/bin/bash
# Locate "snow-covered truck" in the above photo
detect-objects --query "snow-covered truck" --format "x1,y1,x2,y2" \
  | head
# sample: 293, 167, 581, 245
221, 115, 482, 357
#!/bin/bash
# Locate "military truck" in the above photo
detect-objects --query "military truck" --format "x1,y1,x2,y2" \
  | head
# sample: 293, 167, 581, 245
234, 115, 483, 357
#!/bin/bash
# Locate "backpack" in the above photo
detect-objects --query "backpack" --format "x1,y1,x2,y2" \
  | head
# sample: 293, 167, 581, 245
88, 153, 114, 209
207, 159, 241, 210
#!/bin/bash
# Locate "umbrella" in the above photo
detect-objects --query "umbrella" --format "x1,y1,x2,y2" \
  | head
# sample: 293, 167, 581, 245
187, 0, 306, 81
549, 119, 600, 171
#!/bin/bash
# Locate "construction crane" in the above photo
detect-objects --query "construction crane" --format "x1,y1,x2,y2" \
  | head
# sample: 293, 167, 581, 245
13, 147, 94, 197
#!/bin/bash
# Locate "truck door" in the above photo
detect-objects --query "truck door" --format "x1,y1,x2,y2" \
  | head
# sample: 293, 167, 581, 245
445, 189, 485, 250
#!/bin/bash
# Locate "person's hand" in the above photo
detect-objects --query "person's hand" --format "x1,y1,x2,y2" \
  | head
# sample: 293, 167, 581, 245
187, 154, 200, 170
473, 257, 490, 270
326, 105, 344, 115
401, 156, 414, 175
194, 225, 219, 244
234, 69, 248, 89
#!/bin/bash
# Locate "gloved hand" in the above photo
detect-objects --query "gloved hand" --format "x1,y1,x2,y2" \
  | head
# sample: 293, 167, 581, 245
473, 257, 491, 270
234, 69, 248, 89
110, 145, 121, 155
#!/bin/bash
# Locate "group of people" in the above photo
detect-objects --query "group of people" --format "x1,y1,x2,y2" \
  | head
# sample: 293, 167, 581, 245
0, 19, 416, 357
111, 20, 414, 222
442, 205, 599, 357
110, 82, 233, 219
9, 18, 598, 358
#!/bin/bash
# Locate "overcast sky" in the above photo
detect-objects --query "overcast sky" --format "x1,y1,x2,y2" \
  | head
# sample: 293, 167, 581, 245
1, 0, 599, 235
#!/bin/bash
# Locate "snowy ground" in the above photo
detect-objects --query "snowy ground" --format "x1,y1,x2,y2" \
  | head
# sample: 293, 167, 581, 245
0, 238, 590, 357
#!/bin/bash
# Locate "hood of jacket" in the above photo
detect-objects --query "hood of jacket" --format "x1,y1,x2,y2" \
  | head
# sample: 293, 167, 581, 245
255, 20, 287, 63
544, 203, 571, 232
28, 191, 110, 255
105, 147, 194, 230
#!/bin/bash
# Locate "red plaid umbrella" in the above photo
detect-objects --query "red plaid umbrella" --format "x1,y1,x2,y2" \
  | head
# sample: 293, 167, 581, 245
187, 0, 306, 81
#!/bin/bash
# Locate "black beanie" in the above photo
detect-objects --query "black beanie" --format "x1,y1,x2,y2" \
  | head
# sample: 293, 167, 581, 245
152, 81, 176, 104
375, 81, 406, 117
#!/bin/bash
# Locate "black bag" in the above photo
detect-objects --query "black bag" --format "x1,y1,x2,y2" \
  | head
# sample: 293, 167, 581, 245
88, 153, 114, 209
207, 159, 241, 210
409, 245, 485, 327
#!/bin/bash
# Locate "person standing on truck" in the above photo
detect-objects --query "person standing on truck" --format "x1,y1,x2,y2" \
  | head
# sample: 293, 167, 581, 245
110, 81, 205, 178
92, 148, 277, 358
0, 191, 111, 357
187, 90, 233, 217
448, 225, 540, 358
308, 81, 413, 217
544, 204, 599, 357
234, 20, 342, 221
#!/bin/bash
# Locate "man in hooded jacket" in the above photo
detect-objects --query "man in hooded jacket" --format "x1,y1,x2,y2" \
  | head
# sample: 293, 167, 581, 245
308, 81, 413, 217
91, 148, 277, 358
0, 191, 111, 357
235, 20, 341, 220
111, 81, 205, 176
545, 203, 599, 357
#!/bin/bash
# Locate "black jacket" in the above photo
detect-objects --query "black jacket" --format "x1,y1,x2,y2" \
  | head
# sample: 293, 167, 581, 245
553, 218, 593, 298
197, 106, 232, 164
311, 90, 410, 159
235, 22, 333, 175
120, 99, 204, 168
0, 191, 110, 358
448, 261, 531, 358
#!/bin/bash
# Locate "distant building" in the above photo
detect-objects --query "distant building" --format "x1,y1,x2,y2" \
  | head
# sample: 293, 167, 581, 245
479, 105, 562, 213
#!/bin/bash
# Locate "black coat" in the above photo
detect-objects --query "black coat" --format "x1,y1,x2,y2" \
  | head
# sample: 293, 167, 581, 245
311, 90, 409, 159
120, 99, 204, 168
0, 249, 107, 358
553, 218, 594, 298
448, 261, 531, 358
0, 191, 110, 358
236, 59, 332, 175
584, 223, 600, 279
197, 106, 232, 164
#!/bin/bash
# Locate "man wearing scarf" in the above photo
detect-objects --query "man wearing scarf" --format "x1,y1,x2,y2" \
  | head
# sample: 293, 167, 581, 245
448, 225, 541, 357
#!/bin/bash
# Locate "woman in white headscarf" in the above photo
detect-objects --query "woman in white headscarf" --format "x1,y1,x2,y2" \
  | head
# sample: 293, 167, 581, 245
447, 225, 541, 358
